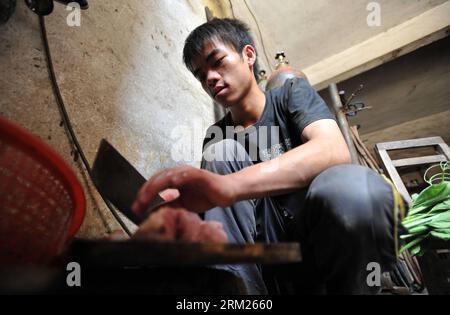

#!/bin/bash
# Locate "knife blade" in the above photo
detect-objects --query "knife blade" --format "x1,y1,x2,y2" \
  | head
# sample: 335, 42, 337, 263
91, 139, 166, 225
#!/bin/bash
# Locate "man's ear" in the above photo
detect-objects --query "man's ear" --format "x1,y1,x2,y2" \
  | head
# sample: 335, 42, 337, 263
242, 45, 257, 67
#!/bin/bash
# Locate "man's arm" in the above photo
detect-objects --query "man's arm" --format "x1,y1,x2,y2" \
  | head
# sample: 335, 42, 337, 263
132, 119, 350, 215
228, 119, 351, 201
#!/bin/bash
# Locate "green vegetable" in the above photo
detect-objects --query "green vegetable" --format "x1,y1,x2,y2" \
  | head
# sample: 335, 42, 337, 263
400, 162, 450, 256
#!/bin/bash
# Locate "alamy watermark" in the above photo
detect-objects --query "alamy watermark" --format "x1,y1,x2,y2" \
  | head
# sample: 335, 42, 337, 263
66, 261, 81, 287
66, 2, 81, 27
170, 119, 284, 172
366, 262, 381, 287
367, 2, 381, 27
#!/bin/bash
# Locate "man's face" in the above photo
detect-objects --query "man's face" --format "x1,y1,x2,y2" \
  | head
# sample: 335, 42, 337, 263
191, 41, 255, 108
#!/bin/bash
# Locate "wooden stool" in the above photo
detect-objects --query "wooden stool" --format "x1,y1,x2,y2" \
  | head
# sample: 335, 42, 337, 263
375, 136, 450, 294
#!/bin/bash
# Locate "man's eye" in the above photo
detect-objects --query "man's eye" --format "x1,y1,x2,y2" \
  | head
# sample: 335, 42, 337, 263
214, 57, 225, 67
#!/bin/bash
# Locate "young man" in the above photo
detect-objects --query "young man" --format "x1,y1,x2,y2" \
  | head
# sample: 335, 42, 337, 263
132, 19, 407, 294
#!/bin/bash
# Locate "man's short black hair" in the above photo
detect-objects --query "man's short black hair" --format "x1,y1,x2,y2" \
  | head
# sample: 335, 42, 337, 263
183, 18, 260, 80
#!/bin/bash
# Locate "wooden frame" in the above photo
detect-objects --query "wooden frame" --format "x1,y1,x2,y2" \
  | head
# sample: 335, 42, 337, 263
375, 136, 450, 204
304, 2, 450, 90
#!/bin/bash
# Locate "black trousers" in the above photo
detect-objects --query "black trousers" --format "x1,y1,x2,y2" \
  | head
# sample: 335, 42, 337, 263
201, 139, 407, 294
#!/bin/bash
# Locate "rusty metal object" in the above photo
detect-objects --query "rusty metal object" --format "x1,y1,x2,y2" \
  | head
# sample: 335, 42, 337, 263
350, 126, 382, 173
328, 83, 359, 165
339, 85, 372, 117
25, 0, 88, 16
265, 52, 308, 91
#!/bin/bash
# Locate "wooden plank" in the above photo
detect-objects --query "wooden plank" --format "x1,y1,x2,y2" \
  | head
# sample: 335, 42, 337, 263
361, 110, 450, 157
304, 2, 450, 90
437, 141, 450, 160
392, 155, 447, 167
376, 137, 446, 151
70, 240, 302, 268
325, 39, 450, 135
375, 136, 450, 205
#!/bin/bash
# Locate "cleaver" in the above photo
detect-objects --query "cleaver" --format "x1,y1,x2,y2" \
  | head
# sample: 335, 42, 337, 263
91, 139, 166, 225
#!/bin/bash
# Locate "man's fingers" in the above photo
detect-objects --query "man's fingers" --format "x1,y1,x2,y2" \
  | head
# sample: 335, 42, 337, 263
132, 204, 185, 240
143, 199, 183, 217
132, 166, 200, 215
159, 188, 180, 202
132, 170, 175, 214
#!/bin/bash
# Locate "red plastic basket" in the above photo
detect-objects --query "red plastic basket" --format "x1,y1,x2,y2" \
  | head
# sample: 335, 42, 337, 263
0, 116, 86, 265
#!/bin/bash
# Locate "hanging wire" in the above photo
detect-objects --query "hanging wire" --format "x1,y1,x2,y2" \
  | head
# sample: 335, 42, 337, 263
424, 161, 450, 185
38, 15, 132, 236
228, 0, 236, 18
242, 0, 274, 72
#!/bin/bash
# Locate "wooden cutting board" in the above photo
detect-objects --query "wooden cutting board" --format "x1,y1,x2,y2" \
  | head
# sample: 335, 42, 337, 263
70, 240, 302, 267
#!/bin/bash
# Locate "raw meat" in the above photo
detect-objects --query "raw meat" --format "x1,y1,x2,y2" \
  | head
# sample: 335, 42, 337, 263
132, 207, 227, 243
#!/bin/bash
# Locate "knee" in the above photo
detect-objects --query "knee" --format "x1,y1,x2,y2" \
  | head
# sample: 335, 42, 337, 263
310, 164, 384, 205
307, 165, 383, 234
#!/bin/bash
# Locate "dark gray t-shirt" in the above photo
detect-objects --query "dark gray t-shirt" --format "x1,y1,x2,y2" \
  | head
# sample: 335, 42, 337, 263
201, 77, 336, 242
202, 77, 335, 162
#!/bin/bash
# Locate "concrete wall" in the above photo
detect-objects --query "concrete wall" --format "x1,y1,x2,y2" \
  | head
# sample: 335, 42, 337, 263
0, 0, 216, 238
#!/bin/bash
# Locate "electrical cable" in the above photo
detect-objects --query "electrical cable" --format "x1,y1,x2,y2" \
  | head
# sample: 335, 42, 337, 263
242, 0, 273, 72
38, 15, 132, 236
228, 0, 236, 18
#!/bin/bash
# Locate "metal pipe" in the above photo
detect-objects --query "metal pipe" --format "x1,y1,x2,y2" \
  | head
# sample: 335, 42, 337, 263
328, 83, 359, 165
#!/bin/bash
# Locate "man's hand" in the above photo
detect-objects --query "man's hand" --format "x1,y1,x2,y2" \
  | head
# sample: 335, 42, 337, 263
132, 204, 228, 243
131, 165, 237, 215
